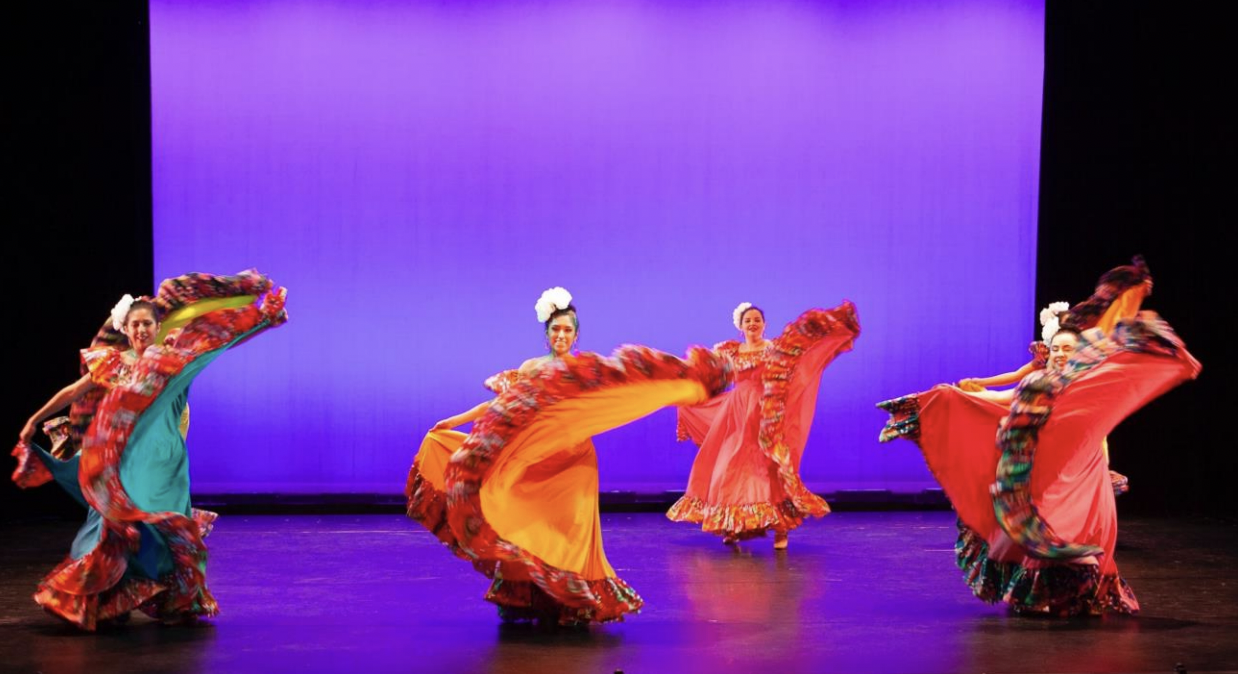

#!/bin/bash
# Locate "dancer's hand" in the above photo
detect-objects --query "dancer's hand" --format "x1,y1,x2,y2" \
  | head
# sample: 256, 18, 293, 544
262, 287, 289, 325
957, 379, 984, 392
432, 418, 455, 431
19, 420, 36, 445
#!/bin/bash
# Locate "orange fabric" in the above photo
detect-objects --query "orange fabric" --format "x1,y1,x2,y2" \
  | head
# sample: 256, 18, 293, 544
482, 380, 707, 578
426, 346, 730, 623
414, 429, 466, 493
1095, 286, 1146, 335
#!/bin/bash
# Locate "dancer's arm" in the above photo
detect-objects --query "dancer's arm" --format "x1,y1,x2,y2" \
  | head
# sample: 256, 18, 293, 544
432, 400, 494, 431
517, 356, 552, 376
20, 375, 95, 443
958, 361, 1037, 391
963, 387, 1015, 405
709, 341, 740, 367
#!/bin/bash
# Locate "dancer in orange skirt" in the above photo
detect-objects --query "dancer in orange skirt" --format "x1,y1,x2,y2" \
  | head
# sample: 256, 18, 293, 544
406, 287, 731, 624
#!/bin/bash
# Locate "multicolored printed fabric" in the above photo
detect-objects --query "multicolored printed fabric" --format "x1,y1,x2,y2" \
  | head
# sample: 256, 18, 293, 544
41, 417, 73, 459
1059, 256, 1151, 333
483, 369, 521, 395
954, 521, 1138, 616
876, 393, 922, 443
10, 442, 55, 489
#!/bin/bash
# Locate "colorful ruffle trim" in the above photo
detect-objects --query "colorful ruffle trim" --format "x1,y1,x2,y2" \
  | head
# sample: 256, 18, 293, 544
35, 572, 165, 631
485, 575, 644, 625
483, 369, 521, 395
752, 302, 858, 526
191, 508, 219, 539
404, 463, 473, 561
10, 442, 53, 489
62, 270, 277, 460
81, 347, 125, 387
42, 417, 74, 459
955, 523, 1138, 616
1110, 470, 1130, 497
1029, 340, 1050, 369
665, 494, 827, 539
876, 393, 922, 443
675, 413, 691, 442
35, 562, 223, 630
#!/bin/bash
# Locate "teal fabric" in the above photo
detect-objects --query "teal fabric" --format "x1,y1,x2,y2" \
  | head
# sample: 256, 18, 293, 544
31, 329, 256, 581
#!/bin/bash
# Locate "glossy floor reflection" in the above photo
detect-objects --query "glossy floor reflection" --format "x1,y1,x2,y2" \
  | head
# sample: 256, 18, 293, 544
2, 512, 1235, 673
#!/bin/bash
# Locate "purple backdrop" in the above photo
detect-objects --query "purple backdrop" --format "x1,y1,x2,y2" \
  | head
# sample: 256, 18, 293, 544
149, 0, 1044, 494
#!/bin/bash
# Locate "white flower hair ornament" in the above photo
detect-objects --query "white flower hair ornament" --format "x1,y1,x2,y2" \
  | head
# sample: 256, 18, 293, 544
732, 302, 754, 330
110, 294, 136, 332
1039, 301, 1071, 344
535, 287, 573, 323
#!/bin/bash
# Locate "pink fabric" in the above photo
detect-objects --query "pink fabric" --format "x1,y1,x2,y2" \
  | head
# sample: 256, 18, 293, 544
917, 346, 1200, 577
907, 386, 1008, 538
675, 304, 859, 527
1028, 349, 1200, 572
682, 375, 776, 507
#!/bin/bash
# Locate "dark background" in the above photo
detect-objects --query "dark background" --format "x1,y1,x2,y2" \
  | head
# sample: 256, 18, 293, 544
3, 1, 1231, 520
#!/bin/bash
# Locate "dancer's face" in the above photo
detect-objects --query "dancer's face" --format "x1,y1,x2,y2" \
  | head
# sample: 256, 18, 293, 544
1049, 331, 1079, 371
740, 309, 765, 341
124, 307, 159, 355
547, 314, 577, 357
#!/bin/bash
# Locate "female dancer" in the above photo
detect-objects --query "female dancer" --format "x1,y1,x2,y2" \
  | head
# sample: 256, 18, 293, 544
958, 301, 1130, 496
878, 259, 1197, 615
406, 287, 581, 555
406, 287, 731, 624
668, 301, 860, 548
956, 302, 1065, 393
12, 271, 288, 630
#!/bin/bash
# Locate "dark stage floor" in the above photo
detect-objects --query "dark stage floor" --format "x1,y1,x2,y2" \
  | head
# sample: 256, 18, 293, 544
2, 511, 1235, 674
